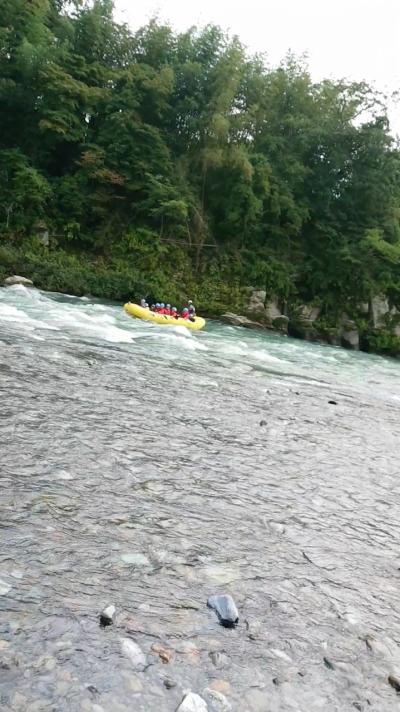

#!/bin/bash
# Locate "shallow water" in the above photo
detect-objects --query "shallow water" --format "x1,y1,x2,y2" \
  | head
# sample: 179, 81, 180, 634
1, 285, 400, 711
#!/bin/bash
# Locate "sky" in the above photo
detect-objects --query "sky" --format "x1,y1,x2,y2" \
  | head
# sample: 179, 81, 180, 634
114, 0, 400, 134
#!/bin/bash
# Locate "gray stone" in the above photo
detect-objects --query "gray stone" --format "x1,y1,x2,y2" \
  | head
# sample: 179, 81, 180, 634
120, 638, 146, 670
209, 651, 231, 668
176, 692, 208, 711
288, 304, 320, 341
264, 300, 282, 322
207, 594, 239, 628
0, 580, 11, 595
245, 618, 262, 640
295, 304, 321, 323
204, 688, 231, 711
100, 604, 116, 626
247, 289, 266, 314
371, 295, 389, 327
3, 275, 34, 287
120, 553, 149, 566
340, 317, 359, 350
339, 314, 359, 349
11, 692, 27, 710
220, 313, 265, 330
388, 675, 400, 692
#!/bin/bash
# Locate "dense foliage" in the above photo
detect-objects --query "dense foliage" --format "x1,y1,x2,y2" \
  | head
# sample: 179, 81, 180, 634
1, 0, 400, 324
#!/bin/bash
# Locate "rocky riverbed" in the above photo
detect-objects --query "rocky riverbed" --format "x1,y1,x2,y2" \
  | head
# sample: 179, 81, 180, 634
1, 285, 400, 710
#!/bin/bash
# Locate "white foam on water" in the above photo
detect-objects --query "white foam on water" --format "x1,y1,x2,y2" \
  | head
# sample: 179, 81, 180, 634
0, 303, 59, 332
157, 331, 208, 351
252, 350, 283, 364
0, 288, 136, 344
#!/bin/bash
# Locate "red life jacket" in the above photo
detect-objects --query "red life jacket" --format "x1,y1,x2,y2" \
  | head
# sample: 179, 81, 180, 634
181, 311, 190, 319
164, 308, 171, 316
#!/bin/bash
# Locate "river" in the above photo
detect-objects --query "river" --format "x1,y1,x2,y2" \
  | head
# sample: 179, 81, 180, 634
1, 285, 400, 712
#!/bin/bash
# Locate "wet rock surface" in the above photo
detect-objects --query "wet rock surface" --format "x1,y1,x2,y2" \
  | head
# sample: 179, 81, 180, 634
3, 275, 34, 287
177, 692, 208, 711
207, 595, 239, 628
100, 604, 116, 626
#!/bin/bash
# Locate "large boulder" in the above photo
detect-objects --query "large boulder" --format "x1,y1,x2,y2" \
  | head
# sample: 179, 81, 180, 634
288, 304, 321, 341
340, 316, 360, 350
247, 289, 266, 315
246, 288, 288, 330
265, 300, 283, 322
3, 275, 34, 287
220, 313, 265, 330
370, 295, 389, 327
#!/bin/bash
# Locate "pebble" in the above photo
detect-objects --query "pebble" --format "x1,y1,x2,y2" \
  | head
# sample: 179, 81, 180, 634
208, 680, 231, 696
120, 553, 149, 566
100, 604, 116, 627
120, 638, 146, 670
33, 655, 56, 671
11, 692, 27, 710
245, 619, 262, 640
45, 656, 56, 671
176, 692, 208, 711
269, 648, 292, 663
204, 688, 231, 711
56, 681, 70, 696
151, 643, 173, 663
388, 675, 400, 692
209, 651, 231, 669
0, 580, 12, 595
124, 673, 143, 693
177, 641, 201, 665
323, 656, 335, 670
259, 420, 267, 426
164, 676, 177, 689
176, 600, 201, 611
138, 603, 151, 612
207, 595, 239, 628
0, 640, 10, 651
328, 400, 337, 405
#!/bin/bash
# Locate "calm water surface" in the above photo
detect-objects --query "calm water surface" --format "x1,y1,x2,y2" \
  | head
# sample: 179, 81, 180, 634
1, 285, 400, 712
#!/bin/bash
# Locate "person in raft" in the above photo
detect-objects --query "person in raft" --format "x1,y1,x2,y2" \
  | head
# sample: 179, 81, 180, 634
143, 301, 195, 320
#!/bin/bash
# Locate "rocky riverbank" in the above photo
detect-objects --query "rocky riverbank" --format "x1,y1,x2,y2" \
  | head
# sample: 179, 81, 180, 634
221, 289, 400, 357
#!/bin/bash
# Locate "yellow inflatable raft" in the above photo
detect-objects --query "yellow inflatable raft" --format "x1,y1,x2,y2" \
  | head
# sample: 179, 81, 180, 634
124, 303, 205, 330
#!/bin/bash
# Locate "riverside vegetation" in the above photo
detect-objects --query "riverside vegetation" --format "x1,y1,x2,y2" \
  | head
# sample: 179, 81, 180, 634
2, 0, 400, 354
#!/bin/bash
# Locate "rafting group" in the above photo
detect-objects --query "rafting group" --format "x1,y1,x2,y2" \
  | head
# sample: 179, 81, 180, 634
140, 298, 196, 321
124, 297, 206, 330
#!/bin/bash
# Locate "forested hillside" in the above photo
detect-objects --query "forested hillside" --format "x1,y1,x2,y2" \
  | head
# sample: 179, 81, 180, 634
1, 0, 400, 351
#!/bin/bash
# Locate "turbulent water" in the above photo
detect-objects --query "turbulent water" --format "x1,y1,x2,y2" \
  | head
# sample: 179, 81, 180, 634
1, 285, 400, 712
